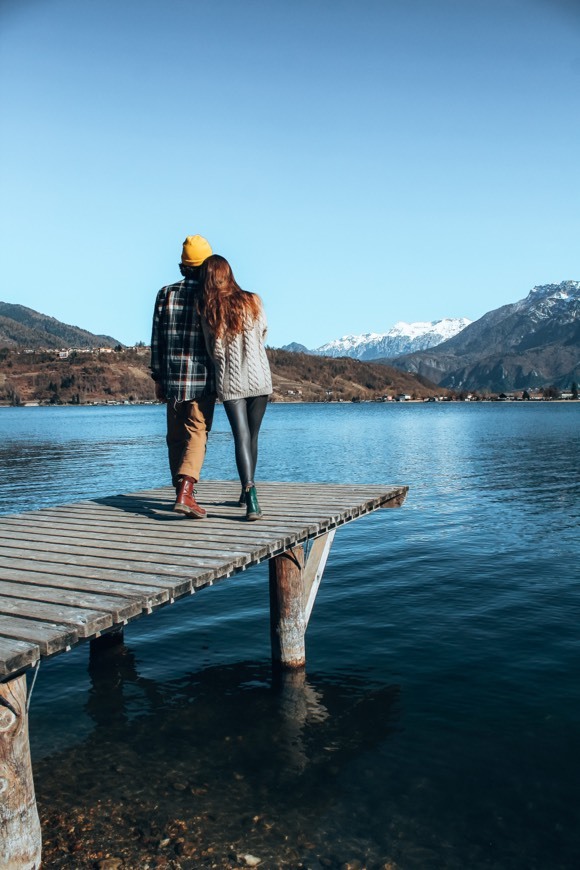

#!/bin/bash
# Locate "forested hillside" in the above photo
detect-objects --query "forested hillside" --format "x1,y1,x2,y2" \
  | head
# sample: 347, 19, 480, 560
0, 347, 444, 405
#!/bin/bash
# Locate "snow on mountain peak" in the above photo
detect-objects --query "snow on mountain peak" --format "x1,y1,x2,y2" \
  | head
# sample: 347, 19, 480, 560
527, 280, 580, 302
312, 317, 471, 361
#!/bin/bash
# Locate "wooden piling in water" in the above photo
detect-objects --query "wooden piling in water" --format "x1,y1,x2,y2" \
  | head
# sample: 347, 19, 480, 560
0, 674, 41, 870
269, 546, 306, 669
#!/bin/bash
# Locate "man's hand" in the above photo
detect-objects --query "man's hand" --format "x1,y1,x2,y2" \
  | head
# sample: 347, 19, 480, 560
154, 381, 166, 402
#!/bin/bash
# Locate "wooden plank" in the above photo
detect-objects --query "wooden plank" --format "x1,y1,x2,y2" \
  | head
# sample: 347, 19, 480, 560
0, 581, 142, 622
0, 513, 295, 547
0, 637, 39, 678
0, 520, 287, 559
0, 615, 78, 655
25, 512, 326, 543
0, 528, 259, 565
0, 545, 222, 579
0, 558, 185, 597
0, 596, 112, 638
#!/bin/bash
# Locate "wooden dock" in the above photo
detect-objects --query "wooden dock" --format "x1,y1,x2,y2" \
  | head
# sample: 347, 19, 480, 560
0, 479, 407, 868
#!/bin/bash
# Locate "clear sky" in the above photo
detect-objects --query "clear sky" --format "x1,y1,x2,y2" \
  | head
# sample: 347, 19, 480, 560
1, 0, 579, 348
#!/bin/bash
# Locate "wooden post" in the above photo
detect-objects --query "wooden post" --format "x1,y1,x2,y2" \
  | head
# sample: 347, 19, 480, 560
89, 626, 125, 656
269, 546, 306, 669
0, 674, 42, 870
302, 530, 336, 626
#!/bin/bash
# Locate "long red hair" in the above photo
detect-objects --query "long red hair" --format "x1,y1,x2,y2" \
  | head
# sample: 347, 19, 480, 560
200, 255, 261, 340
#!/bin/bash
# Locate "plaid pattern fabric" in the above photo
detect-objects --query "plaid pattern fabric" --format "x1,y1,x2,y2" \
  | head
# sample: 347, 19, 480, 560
150, 278, 216, 401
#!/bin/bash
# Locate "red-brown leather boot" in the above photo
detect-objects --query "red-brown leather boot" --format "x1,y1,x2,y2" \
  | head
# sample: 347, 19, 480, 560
174, 476, 207, 518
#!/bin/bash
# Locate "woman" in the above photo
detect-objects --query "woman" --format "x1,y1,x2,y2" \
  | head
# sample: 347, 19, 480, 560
200, 255, 272, 520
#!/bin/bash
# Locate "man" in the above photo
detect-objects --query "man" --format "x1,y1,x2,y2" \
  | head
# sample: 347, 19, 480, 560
150, 235, 216, 518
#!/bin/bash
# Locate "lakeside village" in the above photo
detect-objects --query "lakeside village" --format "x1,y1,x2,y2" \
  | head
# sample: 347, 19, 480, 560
0, 345, 578, 406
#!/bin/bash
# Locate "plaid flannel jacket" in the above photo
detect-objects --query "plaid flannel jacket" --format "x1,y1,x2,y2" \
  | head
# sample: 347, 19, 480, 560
150, 278, 216, 401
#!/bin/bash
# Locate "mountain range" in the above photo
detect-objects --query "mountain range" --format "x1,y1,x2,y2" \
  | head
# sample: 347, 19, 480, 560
385, 281, 580, 392
2, 280, 578, 395
282, 281, 579, 393
0, 302, 120, 349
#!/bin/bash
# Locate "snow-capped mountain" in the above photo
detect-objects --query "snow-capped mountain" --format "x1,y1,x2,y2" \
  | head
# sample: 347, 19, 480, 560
389, 281, 580, 391
309, 318, 472, 361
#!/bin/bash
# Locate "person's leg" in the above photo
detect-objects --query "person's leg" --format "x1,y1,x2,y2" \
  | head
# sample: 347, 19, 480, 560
166, 401, 185, 487
177, 395, 215, 481
245, 395, 268, 482
224, 397, 266, 521
170, 396, 215, 518
223, 398, 253, 486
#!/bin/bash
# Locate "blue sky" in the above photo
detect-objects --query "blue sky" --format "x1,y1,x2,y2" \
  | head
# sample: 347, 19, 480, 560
1, 0, 579, 348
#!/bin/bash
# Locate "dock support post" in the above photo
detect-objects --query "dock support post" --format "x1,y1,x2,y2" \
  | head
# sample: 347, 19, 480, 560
269, 532, 337, 669
89, 626, 124, 655
302, 530, 336, 627
269, 545, 306, 669
0, 674, 42, 870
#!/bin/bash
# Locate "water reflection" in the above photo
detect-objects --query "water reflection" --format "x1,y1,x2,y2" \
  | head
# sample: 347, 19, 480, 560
82, 642, 400, 788
35, 644, 401, 866
87, 632, 164, 731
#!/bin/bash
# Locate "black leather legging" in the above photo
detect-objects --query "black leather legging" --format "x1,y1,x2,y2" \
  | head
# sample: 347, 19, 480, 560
223, 395, 268, 487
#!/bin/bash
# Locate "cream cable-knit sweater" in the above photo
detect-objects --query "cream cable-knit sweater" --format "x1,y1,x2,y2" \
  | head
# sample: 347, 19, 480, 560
202, 302, 273, 402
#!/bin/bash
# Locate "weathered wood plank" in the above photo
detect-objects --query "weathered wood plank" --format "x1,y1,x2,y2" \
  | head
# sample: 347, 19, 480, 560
0, 597, 112, 639
0, 515, 291, 551
0, 638, 39, 678
0, 545, 222, 578
0, 582, 141, 622
0, 553, 193, 592
0, 529, 259, 566
0, 569, 169, 607
0, 615, 78, 655
0, 538, 250, 571
0, 514, 313, 551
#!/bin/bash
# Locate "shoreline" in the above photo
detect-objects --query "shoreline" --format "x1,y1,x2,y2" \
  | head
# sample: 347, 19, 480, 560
1, 398, 578, 409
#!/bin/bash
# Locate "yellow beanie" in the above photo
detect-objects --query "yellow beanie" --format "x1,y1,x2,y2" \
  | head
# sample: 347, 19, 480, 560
181, 235, 212, 266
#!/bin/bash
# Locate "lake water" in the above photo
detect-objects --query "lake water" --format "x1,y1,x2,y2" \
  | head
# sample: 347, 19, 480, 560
0, 403, 579, 869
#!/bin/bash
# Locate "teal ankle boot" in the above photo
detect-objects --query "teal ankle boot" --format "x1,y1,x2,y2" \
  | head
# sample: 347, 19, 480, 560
245, 485, 262, 521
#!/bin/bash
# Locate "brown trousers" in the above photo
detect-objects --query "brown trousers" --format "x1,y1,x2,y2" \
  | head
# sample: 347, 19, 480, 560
166, 396, 216, 485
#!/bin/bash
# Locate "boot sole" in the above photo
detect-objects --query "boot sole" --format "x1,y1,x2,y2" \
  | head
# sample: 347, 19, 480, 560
246, 513, 262, 521
173, 504, 207, 519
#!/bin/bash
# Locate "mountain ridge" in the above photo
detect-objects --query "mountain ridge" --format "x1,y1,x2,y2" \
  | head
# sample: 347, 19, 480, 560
384, 281, 580, 391
0, 302, 121, 349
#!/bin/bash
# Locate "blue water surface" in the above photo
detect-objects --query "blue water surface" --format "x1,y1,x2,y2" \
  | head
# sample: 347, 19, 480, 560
0, 402, 579, 868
